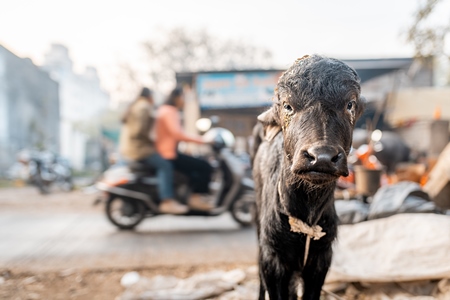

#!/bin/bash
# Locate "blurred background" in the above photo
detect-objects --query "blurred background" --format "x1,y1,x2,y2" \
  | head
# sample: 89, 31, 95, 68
1, 0, 450, 299
1, 0, 449, 177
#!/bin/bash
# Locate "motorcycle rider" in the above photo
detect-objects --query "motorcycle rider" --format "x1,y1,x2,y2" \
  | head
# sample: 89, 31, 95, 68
119, 87, 189, 214
155, 87, 214, 210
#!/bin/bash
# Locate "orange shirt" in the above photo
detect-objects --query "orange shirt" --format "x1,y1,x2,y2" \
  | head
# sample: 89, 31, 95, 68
155, 105, 204, 159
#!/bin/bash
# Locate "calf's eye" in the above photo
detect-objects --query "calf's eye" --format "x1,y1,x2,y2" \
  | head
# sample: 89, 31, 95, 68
347, 100, 356, 111
284, 103, 293, 113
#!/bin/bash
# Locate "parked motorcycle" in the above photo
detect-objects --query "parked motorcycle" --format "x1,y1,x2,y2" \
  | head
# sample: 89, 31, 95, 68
95, 126, 255, 230
352, 128, 411, 173
13, 149, 74, 194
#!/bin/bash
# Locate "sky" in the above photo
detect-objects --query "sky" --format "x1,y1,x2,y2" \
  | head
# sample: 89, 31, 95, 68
0, 0, 447, 101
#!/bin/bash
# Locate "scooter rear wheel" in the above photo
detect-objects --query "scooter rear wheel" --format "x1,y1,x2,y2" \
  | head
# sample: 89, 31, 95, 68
230, 191, 255, 227
106, 195, 146, 230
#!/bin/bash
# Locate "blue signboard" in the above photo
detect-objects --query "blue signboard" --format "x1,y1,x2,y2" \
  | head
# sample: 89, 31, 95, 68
196, 71, 283, 109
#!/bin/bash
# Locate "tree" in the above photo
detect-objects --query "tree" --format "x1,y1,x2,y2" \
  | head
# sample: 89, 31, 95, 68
406, 0, 450, 58
141, 27, 274, 92
110, 62, 143, 106
406, 0, 450, 85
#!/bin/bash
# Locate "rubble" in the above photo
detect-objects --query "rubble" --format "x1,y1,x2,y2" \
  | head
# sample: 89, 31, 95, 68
335, 199, 369, 224
118, 214, 450, 300
335, 181, 445, 224
367, 181, 442, 220
337, 279, 450, 300
119, 269, 248, 300
333, 137, 450, 226
424, 142, 450, 209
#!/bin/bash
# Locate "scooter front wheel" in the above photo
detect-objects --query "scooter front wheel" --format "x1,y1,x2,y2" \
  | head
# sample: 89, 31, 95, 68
60, 177, 74, 192
33, 174, 50, 194
105, 195, 146, 230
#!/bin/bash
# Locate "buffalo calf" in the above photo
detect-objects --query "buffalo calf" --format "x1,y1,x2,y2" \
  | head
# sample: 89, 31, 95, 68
253, 55, 364, 300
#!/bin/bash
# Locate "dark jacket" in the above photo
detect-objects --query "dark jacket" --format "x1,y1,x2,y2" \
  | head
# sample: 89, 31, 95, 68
119, 97, 155, 160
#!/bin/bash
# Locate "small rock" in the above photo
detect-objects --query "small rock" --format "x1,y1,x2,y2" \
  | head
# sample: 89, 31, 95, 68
245, 265, 258, 276
22, 277, 37, 285
222, 269, 246, 285
59, 268, 75, 277
323, 282, 348, 293
438, 278, 450, 294
1, 270, 12, 279
0, 277, 5, 285
120, 271, 140, 288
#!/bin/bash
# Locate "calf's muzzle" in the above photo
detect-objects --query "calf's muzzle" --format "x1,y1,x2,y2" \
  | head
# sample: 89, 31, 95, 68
292, 144, 349, 179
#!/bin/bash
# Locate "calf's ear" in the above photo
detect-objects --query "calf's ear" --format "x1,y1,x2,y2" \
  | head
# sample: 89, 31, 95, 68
356, 96, 367, 120
257, 107, 281, 141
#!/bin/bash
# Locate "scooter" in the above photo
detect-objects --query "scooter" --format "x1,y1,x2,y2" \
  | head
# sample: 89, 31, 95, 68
12, 149, 74, 194
95, 126, 255, 230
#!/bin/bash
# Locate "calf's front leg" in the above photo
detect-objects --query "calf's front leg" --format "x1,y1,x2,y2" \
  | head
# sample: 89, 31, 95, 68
259, 256, 295, 300
301, 249, 332, 300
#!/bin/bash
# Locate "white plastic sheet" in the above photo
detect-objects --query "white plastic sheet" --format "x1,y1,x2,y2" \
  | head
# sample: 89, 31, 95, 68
120, 269, 247, 300
327, 213, 450, 283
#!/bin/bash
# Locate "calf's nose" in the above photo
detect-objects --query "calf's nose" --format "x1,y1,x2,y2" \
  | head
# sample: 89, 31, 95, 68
303, 145, 344, 167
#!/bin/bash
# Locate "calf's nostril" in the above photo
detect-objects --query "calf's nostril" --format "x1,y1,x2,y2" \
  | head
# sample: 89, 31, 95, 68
303, 150, 315, 162
331, 153, 342, 163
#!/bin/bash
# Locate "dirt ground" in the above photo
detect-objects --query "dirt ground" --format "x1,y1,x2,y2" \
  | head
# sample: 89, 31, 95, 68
2, 186, 449, 300
0, 263, 255, 300
3, 265, 448, 300
0, 184, 101, 213
0, 186, 256, 300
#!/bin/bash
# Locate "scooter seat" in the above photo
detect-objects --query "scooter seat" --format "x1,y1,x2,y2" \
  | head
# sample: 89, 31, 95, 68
128, 161, 157, 175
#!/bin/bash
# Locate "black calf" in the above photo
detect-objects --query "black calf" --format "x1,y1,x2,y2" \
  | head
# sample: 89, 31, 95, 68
252, 55, 364, 300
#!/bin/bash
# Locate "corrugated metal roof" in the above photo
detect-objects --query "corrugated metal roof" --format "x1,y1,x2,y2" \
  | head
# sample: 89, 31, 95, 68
176, 57, 415, 85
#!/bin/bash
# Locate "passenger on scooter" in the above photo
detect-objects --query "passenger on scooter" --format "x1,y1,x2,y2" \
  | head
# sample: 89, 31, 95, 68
119, 87, 189, 214
155, 87, 214, 211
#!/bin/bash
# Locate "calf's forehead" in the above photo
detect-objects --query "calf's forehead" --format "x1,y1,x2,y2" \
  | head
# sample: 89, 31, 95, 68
277, 56, 360, 107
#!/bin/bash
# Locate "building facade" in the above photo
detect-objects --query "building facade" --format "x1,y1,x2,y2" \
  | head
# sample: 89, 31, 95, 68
41, 44, 110, 171
176, 57, 434, 152
0, 45, 60, 172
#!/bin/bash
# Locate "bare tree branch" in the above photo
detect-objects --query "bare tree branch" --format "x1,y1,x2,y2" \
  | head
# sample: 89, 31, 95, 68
406, 0, 450, 59
141, 27, 274, 92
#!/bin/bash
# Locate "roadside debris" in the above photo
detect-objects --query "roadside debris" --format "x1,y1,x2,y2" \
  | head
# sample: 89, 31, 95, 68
121, 271, 141, 288
335, 181, 445, 224
329, 214, 450, 283
119, 268, 248, 300
118, 214, 450, 300
334, 137, 450, 225
424, 142, 450, 209
368, 181, 442, 220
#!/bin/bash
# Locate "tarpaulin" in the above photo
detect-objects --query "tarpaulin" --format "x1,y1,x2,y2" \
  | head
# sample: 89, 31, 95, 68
327, 213, 450, 283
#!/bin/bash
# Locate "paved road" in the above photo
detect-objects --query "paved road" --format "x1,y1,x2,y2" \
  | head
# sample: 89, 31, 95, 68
0, 187, 257, 272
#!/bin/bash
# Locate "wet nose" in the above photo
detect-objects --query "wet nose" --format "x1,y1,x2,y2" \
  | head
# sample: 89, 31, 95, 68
303, 145, 343, 167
